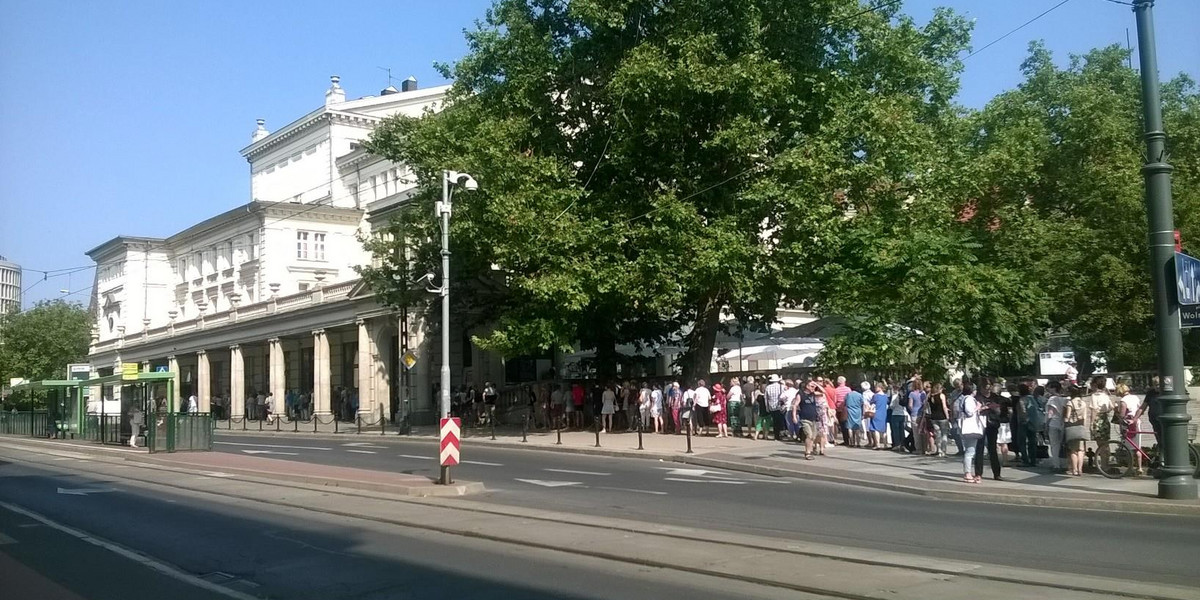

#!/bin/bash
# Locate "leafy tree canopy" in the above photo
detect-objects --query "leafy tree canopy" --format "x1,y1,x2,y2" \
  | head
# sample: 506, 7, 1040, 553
363, 0, 976, 379
0, 300, 92, 383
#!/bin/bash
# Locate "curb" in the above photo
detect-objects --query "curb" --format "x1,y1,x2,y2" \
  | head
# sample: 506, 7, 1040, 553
211, 430, 1200, 515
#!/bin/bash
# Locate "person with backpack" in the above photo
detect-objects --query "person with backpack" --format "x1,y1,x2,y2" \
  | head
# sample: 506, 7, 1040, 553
1018, 383, 1046, 466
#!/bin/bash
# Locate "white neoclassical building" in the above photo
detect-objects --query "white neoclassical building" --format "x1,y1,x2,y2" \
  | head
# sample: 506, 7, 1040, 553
86, 76, 507, 424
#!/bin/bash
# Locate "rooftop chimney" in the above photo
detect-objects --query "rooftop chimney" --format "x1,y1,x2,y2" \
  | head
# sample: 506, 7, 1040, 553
325, 75, 345, 105
401, 76, 418, 92
381, 84, 399, 95
251, 118, 269, 142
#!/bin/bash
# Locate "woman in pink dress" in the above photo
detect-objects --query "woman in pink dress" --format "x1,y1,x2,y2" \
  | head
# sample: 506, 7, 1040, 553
711, 383, 729, 437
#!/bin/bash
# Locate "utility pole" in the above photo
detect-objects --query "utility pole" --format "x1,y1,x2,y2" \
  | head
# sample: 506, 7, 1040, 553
436, 170, 477, 485
1132, 0, 1197, 500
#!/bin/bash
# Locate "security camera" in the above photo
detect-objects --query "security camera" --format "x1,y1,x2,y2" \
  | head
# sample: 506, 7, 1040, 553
459, 174, 479, 191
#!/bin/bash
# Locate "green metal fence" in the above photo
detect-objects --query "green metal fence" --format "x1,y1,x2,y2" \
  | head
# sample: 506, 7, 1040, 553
0, 411, 51, 437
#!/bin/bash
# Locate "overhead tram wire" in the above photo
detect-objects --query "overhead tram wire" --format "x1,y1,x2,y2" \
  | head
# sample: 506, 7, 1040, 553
963, 0, 1076, 61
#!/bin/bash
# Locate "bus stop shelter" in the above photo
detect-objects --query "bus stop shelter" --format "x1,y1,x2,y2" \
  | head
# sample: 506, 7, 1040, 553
2, 371, 211, 453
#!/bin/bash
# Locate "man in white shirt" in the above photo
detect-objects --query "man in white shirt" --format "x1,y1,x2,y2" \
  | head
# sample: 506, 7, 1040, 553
693, 380, 711, 436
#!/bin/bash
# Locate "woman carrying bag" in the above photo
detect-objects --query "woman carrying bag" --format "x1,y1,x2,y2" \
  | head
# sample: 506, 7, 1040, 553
1063, 386, 1090, 476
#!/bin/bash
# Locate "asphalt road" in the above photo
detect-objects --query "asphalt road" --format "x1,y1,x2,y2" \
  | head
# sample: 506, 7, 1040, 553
213, 433, 1200, 588
0, 459, 816, 600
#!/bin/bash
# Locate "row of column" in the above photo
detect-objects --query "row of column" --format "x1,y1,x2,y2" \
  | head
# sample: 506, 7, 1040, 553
155, 319, 400, 419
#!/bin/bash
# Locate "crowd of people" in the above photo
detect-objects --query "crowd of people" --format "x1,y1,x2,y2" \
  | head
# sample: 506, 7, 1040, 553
535, 371, 1162, 480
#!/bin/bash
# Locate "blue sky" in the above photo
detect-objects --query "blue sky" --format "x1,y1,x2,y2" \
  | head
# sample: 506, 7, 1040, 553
2, 0, 1197, 308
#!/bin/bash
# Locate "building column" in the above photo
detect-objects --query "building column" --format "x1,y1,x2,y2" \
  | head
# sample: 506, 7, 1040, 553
312, 329, 331, 416
268, 338, 285, 416
196, 350, 211, 413
356, 319, 374, 418
229, 344, 244, 420
412, 312, 433, 417
140, 361, 151, 373
167, 355, 180, 412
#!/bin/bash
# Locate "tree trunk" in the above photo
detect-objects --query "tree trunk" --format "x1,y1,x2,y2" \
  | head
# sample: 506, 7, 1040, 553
682, 294, 722, 384
594, 331, 618, 384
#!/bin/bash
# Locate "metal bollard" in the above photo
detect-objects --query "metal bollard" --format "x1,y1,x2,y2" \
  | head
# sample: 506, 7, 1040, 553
275, 417, 281, 432
334, 418, 339, 434
594, 417, 601, 448
241, 417, 247, 431
381, 414, 386, 436
259, 417, 263, 431
556, 424, 562, 445
685, 416, 693, 454
313, 417, 318, 433
227, 418, 232, 430
293, 418, 299, 433
637, 416, 644, 451
522, 413, 528, 443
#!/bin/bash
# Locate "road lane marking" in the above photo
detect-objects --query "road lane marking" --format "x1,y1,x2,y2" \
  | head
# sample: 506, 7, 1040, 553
57, 487, 117, 496
544, 468, 610, 476
345, 450, 376, 454
462, 460, 503, 466
664, 477, 746, 484
0, 532, 16, 544
515, 479, 583, 488
241, 450, 297, 456
595, 486, 668, 495
398, 454, 434, 460
215, 441, 331, 451
342, 443, 387, 448
0, 501, 260, 600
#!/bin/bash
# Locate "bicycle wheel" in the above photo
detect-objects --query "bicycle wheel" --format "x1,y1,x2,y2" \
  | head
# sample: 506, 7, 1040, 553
1096, 440, 1132, 479
1190, 445, 1200, 478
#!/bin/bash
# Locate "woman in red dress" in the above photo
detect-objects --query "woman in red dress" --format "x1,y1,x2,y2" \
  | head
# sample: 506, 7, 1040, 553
711, 383, 729, 438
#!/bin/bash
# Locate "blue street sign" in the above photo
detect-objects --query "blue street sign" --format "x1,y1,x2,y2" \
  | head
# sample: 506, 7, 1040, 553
154, 366, 169, 373
1177, 252, 1200, 306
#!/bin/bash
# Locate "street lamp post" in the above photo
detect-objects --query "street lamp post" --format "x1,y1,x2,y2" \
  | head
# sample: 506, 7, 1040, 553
436, 169, 477, 486
1132, 0, 1197, 500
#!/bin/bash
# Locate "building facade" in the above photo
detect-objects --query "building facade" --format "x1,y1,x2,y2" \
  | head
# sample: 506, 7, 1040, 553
86, 76, 506, 424
0, 256, 20, 314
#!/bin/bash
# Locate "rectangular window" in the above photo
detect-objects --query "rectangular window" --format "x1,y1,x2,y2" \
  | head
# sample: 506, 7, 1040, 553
313, 232, 326, 261
297, 230, 325, 261
296, 231, 309, 259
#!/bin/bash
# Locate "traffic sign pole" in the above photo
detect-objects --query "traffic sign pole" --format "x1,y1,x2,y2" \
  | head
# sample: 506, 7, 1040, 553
439, 417, 461, 484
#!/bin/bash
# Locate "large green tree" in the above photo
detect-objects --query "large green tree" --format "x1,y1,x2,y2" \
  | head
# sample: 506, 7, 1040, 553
362, 0, 975, 379
961, 43, 1200, 371
0, 300, 92, 384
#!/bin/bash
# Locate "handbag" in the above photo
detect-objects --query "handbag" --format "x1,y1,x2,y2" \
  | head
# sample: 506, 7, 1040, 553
1065, 424, 1089, 442
709, 402, 722, 413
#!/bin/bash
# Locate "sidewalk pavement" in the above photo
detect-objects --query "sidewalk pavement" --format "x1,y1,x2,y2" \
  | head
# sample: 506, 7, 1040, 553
2, 436, 1195, 600
216, 425, 1200, 515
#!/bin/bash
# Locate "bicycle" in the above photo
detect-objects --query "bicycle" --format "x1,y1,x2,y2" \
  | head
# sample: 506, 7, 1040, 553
1096, 420, 1200, 479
